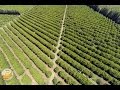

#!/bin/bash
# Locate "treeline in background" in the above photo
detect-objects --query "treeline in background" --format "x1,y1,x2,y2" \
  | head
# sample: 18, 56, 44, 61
88, 5, 120, 24
0, 9, 20, 15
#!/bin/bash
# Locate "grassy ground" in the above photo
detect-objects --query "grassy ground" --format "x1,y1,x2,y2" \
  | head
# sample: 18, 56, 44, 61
5, 75, 20, 85
21, 74, 32, 85
0, 5, 34, 27
0, 15, 16, 27
0, 5, 34, 13
0, 75, 5, 85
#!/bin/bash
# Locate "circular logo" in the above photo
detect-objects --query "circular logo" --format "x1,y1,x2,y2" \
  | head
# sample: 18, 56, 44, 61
1, 68, 13, 81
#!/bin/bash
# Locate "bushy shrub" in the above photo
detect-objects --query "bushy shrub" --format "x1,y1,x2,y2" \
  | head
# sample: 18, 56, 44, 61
54, 67, 59, 73
57, 81, 63, 85
52, 77, 58, 85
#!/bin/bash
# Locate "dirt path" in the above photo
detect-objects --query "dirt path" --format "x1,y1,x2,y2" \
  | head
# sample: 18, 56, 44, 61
48, 5, 67, 85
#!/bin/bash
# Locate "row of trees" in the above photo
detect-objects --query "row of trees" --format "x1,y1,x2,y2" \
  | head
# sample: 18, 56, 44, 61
62, 36, 120, 72
60, 34, 119, 84
61, 42, 120, 80
59, 48, 120, 84
19, 16, 59, 42
0, 35, 24, 76
66, 27, 119, 52
15, 19, 57, 53
17, 17, 58, 46
3, 26, 52, 78
56, 58, 93, 85
21, 15, 60, 37
0, 9, 20, 15
58, 71, 79, 85
11, 20, 55, 59
7, 23, 54, 68
64, 30, 120, 66
63, 5, 120, 85
24, 13, 61, 30
57, 51, 94, 78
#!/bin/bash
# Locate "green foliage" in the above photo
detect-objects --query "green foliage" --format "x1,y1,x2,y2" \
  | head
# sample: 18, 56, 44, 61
21, 74, 32, 85
7, 24, 54, 68
0, 34, 24, 76
56, 81, 63, 85
96, 79, 104, 85
6, 75, 20, 85
56, 58, 93, 85
58, 71, 79, 85
0, 5, 34, 27
3, 26, 52, 78
29, 67, 44, 84
1, 5, 120, 85
54, 67, 60, 73
11, 20, 55, 59
52, 77, 58, 85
